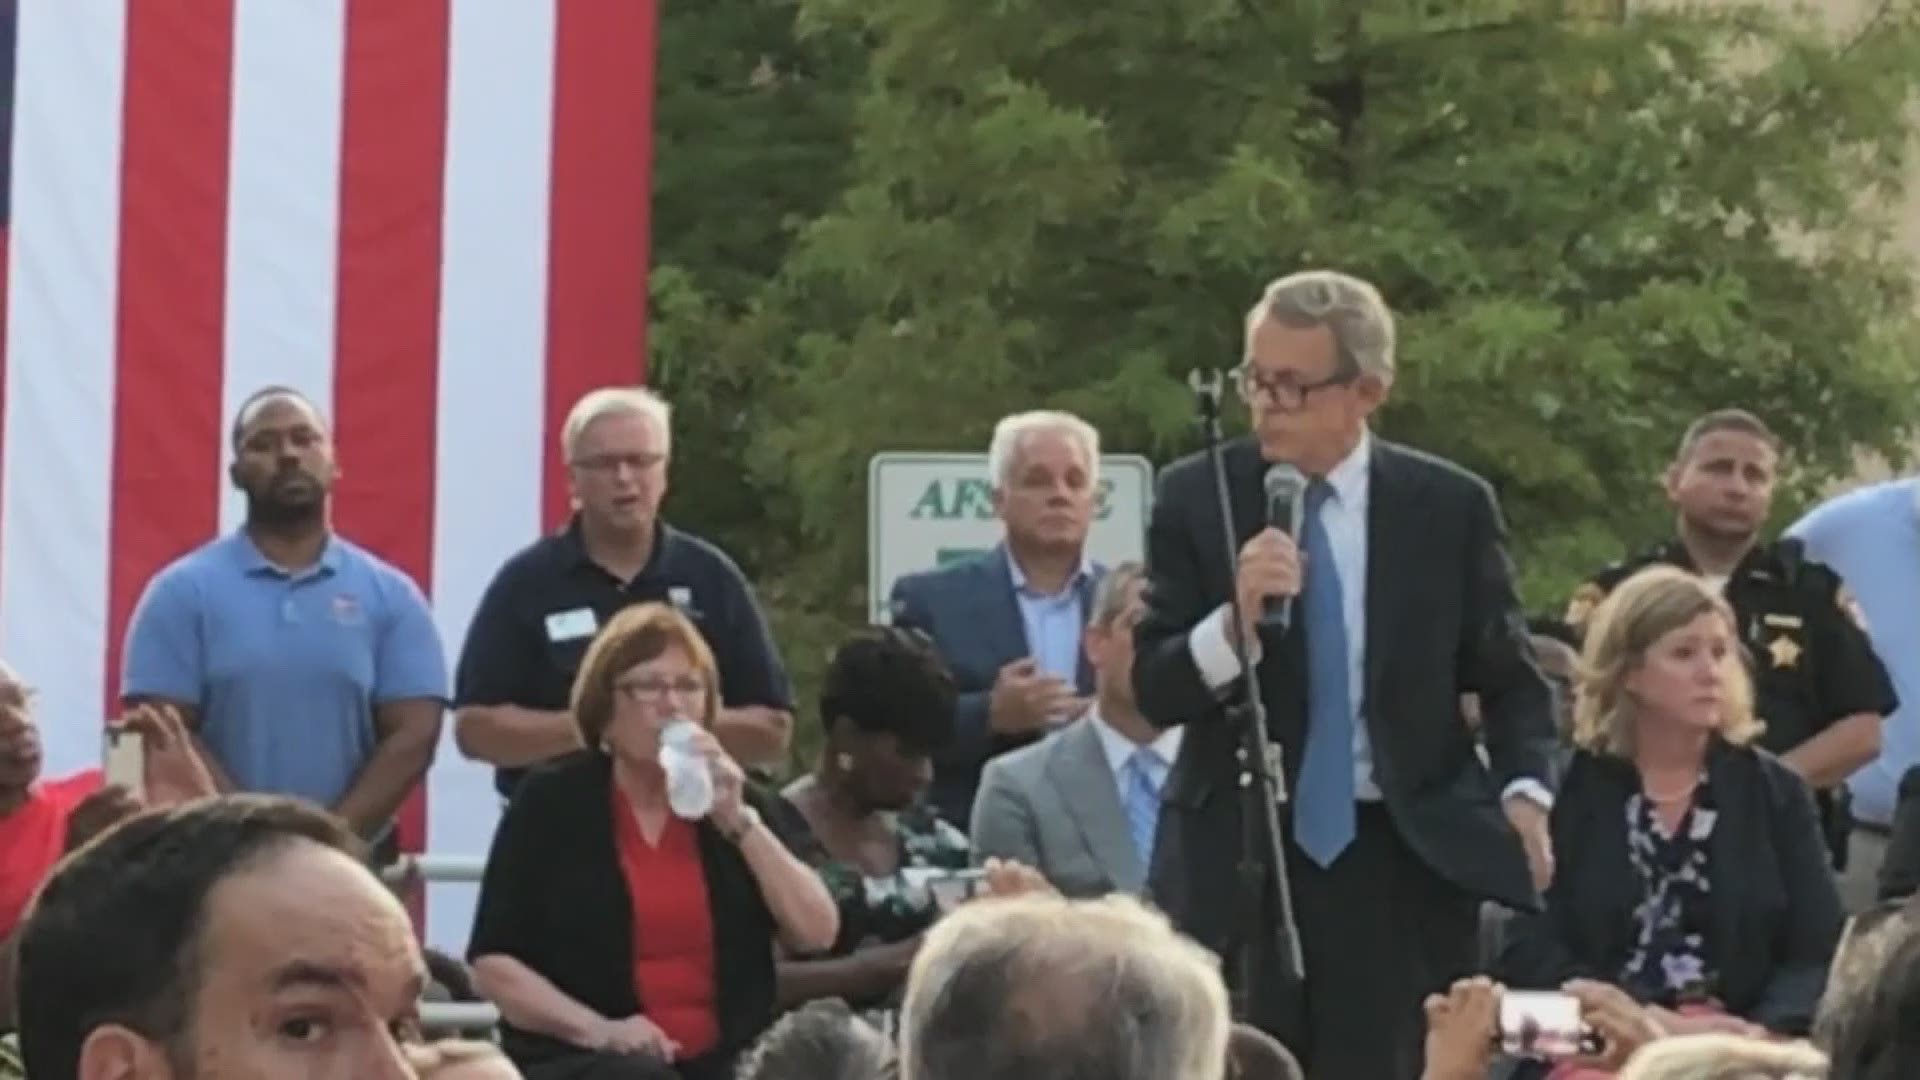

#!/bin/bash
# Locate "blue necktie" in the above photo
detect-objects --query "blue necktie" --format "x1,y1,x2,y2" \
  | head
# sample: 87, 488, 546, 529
1122, 748, 1163, 869
1294, 478, 1356, 867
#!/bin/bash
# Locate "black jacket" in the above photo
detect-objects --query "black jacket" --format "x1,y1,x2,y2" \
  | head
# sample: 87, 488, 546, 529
468, 751, 780, 1067
1497, 742, 1843, 1035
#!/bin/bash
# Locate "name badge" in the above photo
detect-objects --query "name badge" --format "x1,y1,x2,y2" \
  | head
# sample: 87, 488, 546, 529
544, 608, 598, 643
1762, 613, 1804, 629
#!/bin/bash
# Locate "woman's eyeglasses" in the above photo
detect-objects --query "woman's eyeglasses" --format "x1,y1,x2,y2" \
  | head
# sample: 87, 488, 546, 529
613, 676, 706, 703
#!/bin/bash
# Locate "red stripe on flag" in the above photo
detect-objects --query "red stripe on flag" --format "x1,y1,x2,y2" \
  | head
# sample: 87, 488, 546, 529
106, 1, 237, 713
0, 225, 9, 608
335, 0, 452, 934
541, 0, 660, 529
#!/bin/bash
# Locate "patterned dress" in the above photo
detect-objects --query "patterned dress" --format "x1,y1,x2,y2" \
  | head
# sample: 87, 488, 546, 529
1619, 774, 1719, 1007
771, 798, 970, 1033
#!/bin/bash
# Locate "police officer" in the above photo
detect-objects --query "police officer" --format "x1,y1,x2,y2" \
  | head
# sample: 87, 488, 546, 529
1564, 409, 1896, 868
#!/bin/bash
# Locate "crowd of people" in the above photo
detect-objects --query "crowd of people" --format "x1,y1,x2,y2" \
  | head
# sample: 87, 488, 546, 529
3, 270, 1920, 1079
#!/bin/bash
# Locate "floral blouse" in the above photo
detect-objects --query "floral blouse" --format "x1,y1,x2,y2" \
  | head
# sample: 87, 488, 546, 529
773, 799, 972, 958
1619, 773, 1719, 1006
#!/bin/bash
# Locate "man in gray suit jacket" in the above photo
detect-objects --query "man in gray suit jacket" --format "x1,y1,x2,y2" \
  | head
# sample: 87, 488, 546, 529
972, 563, 1178, 897
890, 411, 1107, 828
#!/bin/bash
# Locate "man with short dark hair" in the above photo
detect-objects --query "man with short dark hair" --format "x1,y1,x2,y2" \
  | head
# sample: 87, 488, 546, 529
1566, 407, 1896, 868
120, 387, 448, 844
18, 794, 429, 1079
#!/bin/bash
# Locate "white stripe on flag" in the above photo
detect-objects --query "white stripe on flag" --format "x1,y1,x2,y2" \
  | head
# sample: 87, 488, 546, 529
220, 0, 346, 533
0, 3, 128, 775
425, 0, 559, 950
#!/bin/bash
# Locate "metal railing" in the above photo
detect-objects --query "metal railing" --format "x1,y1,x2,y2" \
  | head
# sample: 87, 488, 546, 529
383, 854, 501, 1032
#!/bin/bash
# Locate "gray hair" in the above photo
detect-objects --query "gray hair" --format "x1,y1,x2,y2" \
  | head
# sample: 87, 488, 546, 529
901, 893, 1230, 1080
1618, 1035, 1828, 1080
1088, 562, 1145, 630
1245, 270, 1396, 381
562, 386, 671, 464
736, 1000, 897, 1080
986, 410, 1100, 491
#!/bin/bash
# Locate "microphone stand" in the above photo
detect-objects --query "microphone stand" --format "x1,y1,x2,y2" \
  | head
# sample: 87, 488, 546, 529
1187, 369, 1305, 1025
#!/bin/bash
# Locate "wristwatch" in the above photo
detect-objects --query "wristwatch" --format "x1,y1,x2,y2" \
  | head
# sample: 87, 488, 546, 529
720, 806, 761, 844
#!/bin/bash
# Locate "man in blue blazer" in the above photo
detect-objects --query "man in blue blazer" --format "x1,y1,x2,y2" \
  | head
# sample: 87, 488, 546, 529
889, 410, 1108, 829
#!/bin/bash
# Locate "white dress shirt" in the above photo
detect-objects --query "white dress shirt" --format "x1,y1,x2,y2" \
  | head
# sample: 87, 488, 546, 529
1185, 431, 1549, 808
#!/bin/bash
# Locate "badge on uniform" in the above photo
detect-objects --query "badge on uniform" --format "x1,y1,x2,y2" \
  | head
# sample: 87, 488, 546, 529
1768, 634, 1802, 670
544, 608, 598, 643
330, 594, 363, 625
668, 586, 703, 618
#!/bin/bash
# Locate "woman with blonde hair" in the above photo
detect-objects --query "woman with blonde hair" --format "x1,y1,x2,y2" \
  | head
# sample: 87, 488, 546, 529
468, 602, 839, 1080
1499, 566, 1843, 1044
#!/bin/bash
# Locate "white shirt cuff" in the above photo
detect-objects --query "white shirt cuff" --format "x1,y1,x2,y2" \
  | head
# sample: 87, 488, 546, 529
1188, 605, 1258, 693
1502, 778, 1554, 811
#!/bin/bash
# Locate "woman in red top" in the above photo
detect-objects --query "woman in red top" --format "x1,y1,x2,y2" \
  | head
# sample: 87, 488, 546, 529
471, 603, 839, 1080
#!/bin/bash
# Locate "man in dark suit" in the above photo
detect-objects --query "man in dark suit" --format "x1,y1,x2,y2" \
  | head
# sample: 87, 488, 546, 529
1133, 270, 1558, 1079
890, 410, 1108, 828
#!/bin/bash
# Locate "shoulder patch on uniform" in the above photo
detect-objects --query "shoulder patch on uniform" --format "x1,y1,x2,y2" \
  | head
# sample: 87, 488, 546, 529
1564, 583, 1606, 629
1836, 584, 1869, 633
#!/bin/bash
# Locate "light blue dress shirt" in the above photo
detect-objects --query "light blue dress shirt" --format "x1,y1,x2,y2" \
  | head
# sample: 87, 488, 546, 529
1005, 548, 1094, 683
1788, 478, 1919, 826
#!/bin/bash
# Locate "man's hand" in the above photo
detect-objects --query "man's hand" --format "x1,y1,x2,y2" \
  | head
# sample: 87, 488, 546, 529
63, 785, 143, 852
987, 658, 1079, 736
1503, 795, 1555, 892
1235, 528, 1302, 642
1563, 979, 1664, 1070
117, 703, 218, 806
979, 856, 1055, 899
1420, 976, 1499, 1080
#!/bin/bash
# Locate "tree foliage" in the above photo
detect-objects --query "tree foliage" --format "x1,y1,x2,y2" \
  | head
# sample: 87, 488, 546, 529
651, 0, 1920, 763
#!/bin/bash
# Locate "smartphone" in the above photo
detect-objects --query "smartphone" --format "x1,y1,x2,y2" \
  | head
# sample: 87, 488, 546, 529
925, 868, 989, 913
1494, 991, 1602, 1058
104, 729, 146, 798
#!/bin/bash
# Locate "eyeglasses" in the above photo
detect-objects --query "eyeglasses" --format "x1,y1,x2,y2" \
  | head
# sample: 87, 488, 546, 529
614, 676, 707, 703
572, 452, 666, 474
1233, 363, 1357, 411
0, 683, 36, 710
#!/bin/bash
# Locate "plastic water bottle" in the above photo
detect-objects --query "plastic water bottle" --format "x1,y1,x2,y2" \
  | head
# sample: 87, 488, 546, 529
658, 719, 714, 820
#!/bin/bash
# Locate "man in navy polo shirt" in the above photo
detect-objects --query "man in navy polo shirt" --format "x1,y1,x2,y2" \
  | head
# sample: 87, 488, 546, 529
119, 388, 447, 841
452, 386, 793, 797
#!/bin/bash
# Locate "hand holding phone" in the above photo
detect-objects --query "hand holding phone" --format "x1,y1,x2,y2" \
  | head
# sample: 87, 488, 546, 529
925, 868, 987, 913
104, 729, 147, 799
1495, 990, 1603, 1059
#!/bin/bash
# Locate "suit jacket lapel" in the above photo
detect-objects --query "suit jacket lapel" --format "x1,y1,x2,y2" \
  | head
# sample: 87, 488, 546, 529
1363, 440, 1417, 711
1047, 719, 1142, 892
980, 544, 1030, 654
1073, 565, 1105, 695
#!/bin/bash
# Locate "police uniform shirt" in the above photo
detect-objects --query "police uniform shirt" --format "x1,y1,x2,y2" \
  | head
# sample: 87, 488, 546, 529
455, 517, 794, 796
1563, 538, 1897, 758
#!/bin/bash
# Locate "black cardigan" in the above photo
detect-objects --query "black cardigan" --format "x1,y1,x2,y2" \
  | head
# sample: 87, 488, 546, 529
468, 751, 779, 1066
1496, 741, 1843, 1035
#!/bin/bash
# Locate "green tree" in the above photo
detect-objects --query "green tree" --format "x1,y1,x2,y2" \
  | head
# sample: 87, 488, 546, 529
653, 0, 1920, 766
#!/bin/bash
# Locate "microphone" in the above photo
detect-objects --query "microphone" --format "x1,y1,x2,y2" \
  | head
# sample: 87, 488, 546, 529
1259, 463, 1307, 631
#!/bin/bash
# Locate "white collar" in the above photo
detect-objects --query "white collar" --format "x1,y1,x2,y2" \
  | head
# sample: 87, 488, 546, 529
1089, 707, 1183, 776
1004, 546, 1094, 596
1320, 429, 1372, 505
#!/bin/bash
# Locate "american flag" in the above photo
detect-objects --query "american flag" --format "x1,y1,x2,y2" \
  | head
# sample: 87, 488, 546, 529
0, 0, 659, 948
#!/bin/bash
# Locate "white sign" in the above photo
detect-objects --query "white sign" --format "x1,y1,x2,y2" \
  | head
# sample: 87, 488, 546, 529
867, 452, 1154, 623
